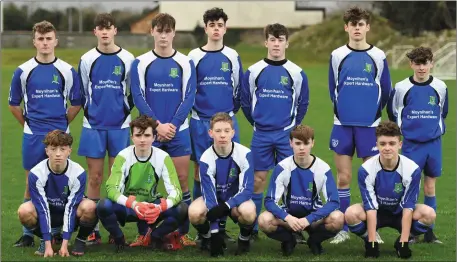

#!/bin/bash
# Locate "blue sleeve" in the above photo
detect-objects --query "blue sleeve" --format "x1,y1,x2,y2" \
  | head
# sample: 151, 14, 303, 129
233, 56, 243, 114
226, 152, 254, 209
264, 165, 289, 220
241, 70, 254, 126
69, 68, 82, 106
171, 60, 196, 128
28, 172, 52, 241
130, 59, 157, 118
358, 167, 378, 211
305, 170, 340, 224
328, 56, 336, 103
401, 168, 421, 210
380, 59, 392, 109
63, 172, 86, 240
387, 88, 397, 122
199, 161, 218, 210
295, 71, 309, 125
8, 67, 24, 106
442, 88, 448, 119
77, 60, 86, 107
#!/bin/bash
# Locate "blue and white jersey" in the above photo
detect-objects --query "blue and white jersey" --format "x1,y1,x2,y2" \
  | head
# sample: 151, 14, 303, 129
358, 154, 421, 214
130, 50, 196, 130
8, 57, 82, 135
28, 159, 86, 241
241, 59, 309, 131
79, 48, 135, 130
264, 155, 339, 224
188, 46, 243, 120
199, 142, 253, 210
387, 76, 448, 142
329, 45, 392, 127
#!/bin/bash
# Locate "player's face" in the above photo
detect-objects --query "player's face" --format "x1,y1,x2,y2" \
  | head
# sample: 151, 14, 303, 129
377, 136, 402, 160
265, 34, 288, 60
209, 121, 235, 148
410, 61, 433, 81
344, 19, 370, 42
205, 18, 226, 41
33, 31, 58, 56
94, 25, 117, 46
131, 127, 155, 150
45, 145, 71, 169
151, 25, 175, 49
290, 138, 314, 159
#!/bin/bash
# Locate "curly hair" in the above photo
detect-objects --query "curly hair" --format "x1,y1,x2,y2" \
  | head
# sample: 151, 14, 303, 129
406, 46, 433, 64
343, 6, 371, 25
32, 20, 56, 38
203, 7, 228, 25
376, 121, 402, 139
43, 130, 73, 147
130, 115, 158, 134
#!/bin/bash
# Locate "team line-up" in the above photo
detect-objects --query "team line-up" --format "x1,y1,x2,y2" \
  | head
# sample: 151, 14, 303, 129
8, 5, 448, 259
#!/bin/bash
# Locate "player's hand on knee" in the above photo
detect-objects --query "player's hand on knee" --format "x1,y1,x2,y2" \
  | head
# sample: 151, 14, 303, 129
206, 202, 230, 222
285, 215, 304, 232
395, 241, 412, 259
364, 241, 380, 258
210, 232, 224, 257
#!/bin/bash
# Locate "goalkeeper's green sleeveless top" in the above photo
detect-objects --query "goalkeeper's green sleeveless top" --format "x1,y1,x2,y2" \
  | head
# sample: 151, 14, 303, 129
105, 145, 182, 208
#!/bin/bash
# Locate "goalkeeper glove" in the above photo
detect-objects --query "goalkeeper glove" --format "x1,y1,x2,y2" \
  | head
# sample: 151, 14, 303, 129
395, 240, 412, 259
364, 241, 379, 258
206, 202, 230, 222
144, 198, 168, 224
125, 195, 150, 220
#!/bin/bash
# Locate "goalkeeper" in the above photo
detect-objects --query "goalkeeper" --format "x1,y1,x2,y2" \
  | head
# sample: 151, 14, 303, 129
96, 115, 187, 252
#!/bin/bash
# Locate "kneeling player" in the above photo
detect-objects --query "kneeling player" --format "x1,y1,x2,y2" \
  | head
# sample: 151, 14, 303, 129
188, 113, 255, 257
259, 125, 343, 256
96, 115, 187, 252
345, 121, 436, 259
17, 130, 97, 257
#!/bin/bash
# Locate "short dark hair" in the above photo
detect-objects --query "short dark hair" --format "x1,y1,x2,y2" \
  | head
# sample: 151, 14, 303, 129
43, 130, 73, 147
130, 115, 158, 135
343, 6, 371, 25
94, 13, 116, 28
290, 125, 314, 144
203, 7, 228, 25
151, 13, 176, 30
264, 23, 289, 40
406, 46, 433, 64
32, 20, 56, 38
210, 112, 233, 129
376, 121, 402, 140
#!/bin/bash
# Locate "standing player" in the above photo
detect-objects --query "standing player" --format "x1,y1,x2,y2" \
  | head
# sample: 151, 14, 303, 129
17, 130, 97, 257
259, 125, 343, 256
387, 47, 448, 243
96, 115, 187, 252
188, 112, 255, 257
77, 13, 138, 244
345, 121, 436, 258
9, 20, 82, 247
327, 7, 392, 244
130, 13, 196, 245
187, 7, 244, 242
241, 23, 310, 240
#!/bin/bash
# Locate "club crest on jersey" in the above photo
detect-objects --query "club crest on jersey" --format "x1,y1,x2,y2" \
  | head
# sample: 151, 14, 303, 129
363, 63, 372, 73
331, 139, 339, 148
279, 76, 289, 86
52, 74, 59, 84
307, 181, 313, 192
428, 96, 436, 106
113, 65, 122, 76
169, 68, 179, 78
147, 174, 152, 184
221, 62, 230, 72
61, 185, 69, 201
229, 167, 237, 178
393, 183, 403, 193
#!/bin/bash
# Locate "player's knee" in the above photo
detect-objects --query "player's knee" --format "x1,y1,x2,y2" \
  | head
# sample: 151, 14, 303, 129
258, 211, 274, 232
337, 174, 351, 188
238, 202, 256, 224
88, 173, 103, 188
96, 198, 113, 217
327, 211, 344, 232
17, 203, 35, 222
188, 203, 206, 224
344, 205, 360, 224
422, 206, 437, 225
79, 199, 97, 218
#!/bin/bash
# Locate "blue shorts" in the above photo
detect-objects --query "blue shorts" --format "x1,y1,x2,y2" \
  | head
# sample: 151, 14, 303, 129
402, 137, 442, 178
154, 129, 191, 157
329, 125, 378, 158
251, 129, 293, 171
78, 128, 130, 158
22, 133, 47, 170
190, 116, 240, 162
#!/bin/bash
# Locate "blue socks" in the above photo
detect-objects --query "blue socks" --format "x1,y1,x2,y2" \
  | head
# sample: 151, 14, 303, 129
338, 188, 350, 232
252, 193, 263, 232
424, 195, 436, 229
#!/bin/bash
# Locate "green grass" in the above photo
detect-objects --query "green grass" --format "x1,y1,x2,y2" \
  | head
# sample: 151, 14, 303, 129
1, 47, 455, 261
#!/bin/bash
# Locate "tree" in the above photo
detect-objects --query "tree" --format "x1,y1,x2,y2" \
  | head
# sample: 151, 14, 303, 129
4, 3, 30, 30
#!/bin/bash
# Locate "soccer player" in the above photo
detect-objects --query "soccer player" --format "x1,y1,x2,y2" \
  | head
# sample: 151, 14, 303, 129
387, 47, 448, 244
259, 125, 343, 256
187, 7, 244, 243
17, 130, 97, 257
9, 20, 82, 247
130, 13, 196, 245
241, 23, 310, 240
188, 112, 255, 257
345, 121, 436, 258
327, 7, 392, 244
96, 115, 187, 252
76, 13, 137, 245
